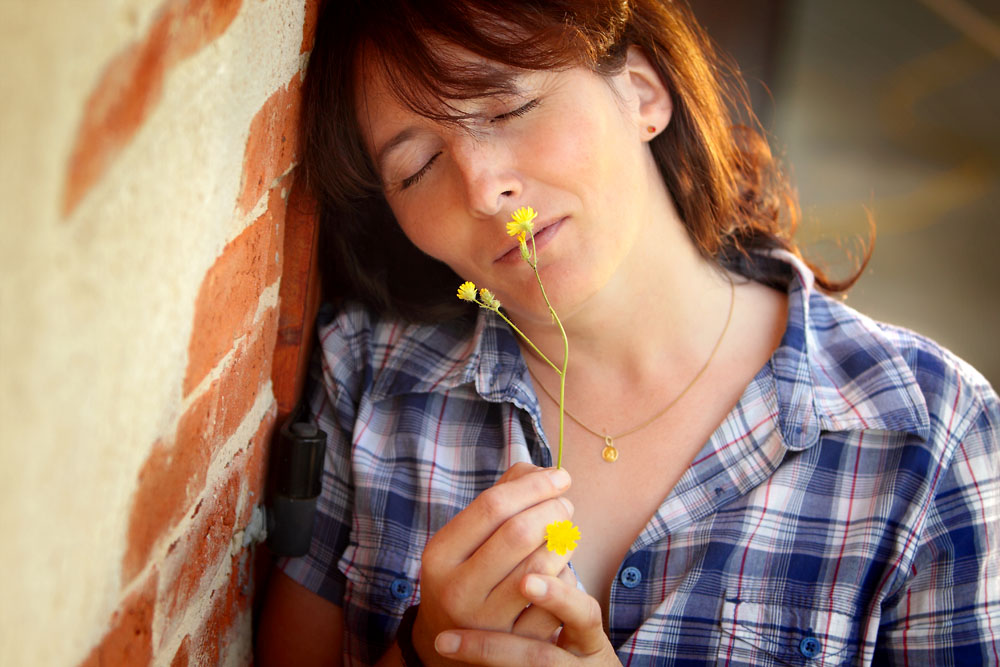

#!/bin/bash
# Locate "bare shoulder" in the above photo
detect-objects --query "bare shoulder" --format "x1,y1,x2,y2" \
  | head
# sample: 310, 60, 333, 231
256, 569, 344, 666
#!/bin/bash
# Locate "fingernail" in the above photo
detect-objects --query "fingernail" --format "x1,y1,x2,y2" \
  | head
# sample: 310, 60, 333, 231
559, 496, 574, 514
548, 468, 570, 490
435, 632, 461, 654
524, 575, 547, 598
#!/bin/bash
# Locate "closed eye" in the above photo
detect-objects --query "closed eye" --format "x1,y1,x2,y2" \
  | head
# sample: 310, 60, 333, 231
400, 151, 442, 189
492, 98, 540, 122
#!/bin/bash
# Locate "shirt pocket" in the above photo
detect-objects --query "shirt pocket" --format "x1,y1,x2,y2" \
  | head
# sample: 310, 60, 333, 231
338, 542, 422, 617
717, 598, 859, 666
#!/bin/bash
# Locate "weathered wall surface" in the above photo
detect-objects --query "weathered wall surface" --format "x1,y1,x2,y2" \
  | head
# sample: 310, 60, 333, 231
0, 0, 318, 664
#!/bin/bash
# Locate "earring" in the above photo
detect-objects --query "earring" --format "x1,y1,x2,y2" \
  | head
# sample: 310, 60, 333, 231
646, 125, 656, 134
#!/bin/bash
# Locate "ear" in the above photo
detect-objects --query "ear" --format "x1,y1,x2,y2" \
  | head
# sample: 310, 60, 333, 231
623, 46, 672, 141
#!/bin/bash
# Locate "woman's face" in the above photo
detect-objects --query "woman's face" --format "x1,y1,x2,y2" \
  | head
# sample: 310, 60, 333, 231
357, 49, 671, 323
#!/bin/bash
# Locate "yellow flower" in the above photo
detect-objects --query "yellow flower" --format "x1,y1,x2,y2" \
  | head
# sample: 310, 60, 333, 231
545, 519, 581, 556
479, 288, 501, 311
457, 281, 478, 302
506, 206, 537, 237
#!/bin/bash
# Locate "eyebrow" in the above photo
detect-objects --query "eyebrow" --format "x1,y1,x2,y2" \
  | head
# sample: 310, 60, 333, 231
372, 80, 530, 172
375, 127, 420, 173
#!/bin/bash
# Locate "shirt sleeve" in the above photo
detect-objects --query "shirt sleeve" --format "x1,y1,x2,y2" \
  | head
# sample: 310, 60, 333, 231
276, 309, 367, 607
875, 381, 1000, 663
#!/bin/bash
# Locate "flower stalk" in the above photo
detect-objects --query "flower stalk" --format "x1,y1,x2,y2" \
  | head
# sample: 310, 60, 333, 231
455, 207, 579, 555
456, 206, 570, 469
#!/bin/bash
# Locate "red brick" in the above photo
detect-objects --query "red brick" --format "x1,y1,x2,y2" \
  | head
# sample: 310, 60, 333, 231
213, 553, 253, 664
160, 460, 242, 638
80, 571, 157, 667
169, 635, 191, 667
183, 191, 284, 396
237, 72, 303, 214
63, 0, 243, 216
124, 312, 276, 583
239, 403, 277, 528
272, 176, 322, 422
217, 306, 279, 440
301, 0, 320, 54
265, 184, 290, 287
186, 499, 255, 664
123, 383, 217, 583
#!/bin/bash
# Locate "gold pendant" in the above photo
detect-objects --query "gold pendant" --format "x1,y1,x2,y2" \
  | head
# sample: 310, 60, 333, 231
601, 435, 619, 462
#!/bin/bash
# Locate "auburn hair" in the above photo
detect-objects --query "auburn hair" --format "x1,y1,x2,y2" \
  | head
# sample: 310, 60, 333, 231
301, 0, 870, 322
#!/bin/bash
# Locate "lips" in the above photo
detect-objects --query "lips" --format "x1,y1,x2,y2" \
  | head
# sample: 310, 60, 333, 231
493, 216, 567, 264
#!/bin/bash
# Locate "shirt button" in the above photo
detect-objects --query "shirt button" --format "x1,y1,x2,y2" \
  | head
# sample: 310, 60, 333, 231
619, 566, 642, 588
389, 578, 413, 600
799, 635, 821, 659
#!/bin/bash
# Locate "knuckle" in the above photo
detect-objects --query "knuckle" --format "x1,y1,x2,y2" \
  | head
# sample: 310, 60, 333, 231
421, 537, 442, 566
478, 635, 505, 663
522, 548, 566, 578
582, 596, 603, 629
503, 513, 542, 551
506, 461, 535, 478
477, 486, 509, 522
527, 643, 562, 667
437, 582, 466, 617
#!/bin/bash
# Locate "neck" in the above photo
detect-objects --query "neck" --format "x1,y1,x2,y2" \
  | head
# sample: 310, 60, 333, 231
511, 205, 734, 393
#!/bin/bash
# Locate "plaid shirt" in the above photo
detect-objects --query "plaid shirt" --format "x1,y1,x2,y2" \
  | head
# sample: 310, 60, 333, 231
280, 253, 1000, 666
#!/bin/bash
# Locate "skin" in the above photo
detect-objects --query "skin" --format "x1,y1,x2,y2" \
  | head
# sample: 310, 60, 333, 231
259, 42, 790, 667
363, 51, 665, 329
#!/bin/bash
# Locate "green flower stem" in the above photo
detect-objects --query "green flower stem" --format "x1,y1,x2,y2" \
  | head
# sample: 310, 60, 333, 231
529, 234, 570, 469
485, 305, 563, 377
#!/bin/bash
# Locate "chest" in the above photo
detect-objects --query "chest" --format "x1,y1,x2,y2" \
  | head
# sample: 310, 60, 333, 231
348, 393, 915, 664
538, 384, 740, 608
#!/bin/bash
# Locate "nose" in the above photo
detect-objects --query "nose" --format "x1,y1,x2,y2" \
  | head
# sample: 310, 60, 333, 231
451, 134, 522, 219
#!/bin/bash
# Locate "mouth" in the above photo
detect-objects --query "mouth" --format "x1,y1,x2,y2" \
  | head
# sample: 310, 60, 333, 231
493, 216, 567, 265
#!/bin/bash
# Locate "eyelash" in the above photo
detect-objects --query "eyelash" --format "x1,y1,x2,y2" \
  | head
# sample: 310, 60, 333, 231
401, 152, 441, 189
492, 98, 540, 122
399, 98, 540, 190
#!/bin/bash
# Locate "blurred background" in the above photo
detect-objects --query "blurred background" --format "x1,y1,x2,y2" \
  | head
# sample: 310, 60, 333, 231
693, 0, 999, 389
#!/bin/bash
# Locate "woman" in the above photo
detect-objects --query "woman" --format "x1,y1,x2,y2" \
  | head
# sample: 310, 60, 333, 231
258, 0, 1000, 664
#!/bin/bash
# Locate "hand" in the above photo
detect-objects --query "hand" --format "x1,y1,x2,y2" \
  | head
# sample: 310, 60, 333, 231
412, 463, 575, 664
431, 573, 620, 666
510, 565, 579, 641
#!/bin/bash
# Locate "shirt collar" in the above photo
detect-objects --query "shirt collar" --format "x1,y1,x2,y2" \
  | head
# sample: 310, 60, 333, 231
767, 249, 931, 450
368, 250, 931, 448
367, 307, 528, 403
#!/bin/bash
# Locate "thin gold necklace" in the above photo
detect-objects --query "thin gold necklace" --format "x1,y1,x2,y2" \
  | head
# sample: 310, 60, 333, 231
527, 274, 735, 463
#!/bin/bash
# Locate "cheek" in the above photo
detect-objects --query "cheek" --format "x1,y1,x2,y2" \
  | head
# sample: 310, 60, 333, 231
392, 211, 475, 277
525, 108, 621, 190
532, 119, 598, 170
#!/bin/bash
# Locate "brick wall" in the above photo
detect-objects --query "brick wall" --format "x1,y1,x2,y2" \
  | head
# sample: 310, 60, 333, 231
0, 1, 319, 665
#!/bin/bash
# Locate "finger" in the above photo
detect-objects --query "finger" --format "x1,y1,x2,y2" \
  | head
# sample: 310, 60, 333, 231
428, 467, 571, 565
439, 495, 572, 626
521, 574, 607, 656
456, 494, 572, 609
434, 629, 573, 667
480, 535, 573, 632
511, 566, 578, 641
495, 461, 542, 484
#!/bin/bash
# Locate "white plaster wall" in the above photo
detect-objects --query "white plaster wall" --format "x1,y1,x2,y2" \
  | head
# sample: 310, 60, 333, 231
0, 1, 306, 664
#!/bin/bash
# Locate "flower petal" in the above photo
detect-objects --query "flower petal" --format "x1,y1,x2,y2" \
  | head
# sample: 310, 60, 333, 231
545, 519, 581, 556
456, 281, 478, 301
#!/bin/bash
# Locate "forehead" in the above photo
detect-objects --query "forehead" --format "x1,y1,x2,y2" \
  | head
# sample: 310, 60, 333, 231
353, 42, 524, 152
357, 40, 521, 112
